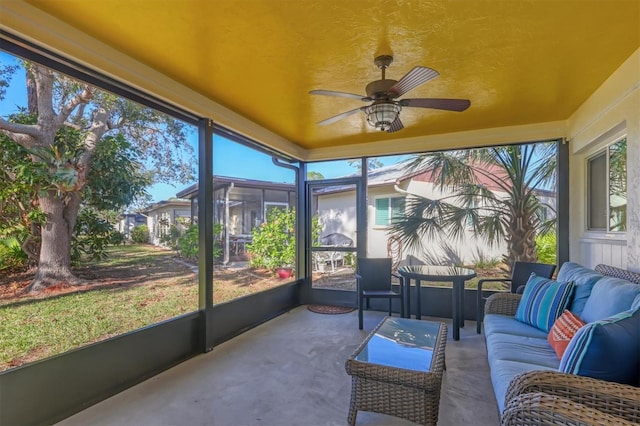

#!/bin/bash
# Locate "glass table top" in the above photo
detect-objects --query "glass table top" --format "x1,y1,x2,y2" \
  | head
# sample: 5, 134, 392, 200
398, 265, 476, 279
354, 318, 441, 372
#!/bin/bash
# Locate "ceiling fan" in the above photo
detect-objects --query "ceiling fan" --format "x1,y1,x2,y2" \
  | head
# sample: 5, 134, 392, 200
310, 55, 470, 133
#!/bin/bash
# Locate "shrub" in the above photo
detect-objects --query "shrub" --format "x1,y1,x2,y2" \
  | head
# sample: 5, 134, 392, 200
131, 225, 149, 244
175, 223, 223, 262
248, 208, 296, 270
160, 224, 182, 251
71, 208, 122, 264
109, 231, 126, 246
471, 249, 501, 269
536, 233, 557, 265
0, 237, 28, 271
343, 252, 356, 267
178, 224, 199, 260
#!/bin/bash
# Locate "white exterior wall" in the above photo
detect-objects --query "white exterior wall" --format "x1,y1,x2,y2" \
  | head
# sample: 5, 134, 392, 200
146, 206, 192, 246
567, 48, 640, 271
317, 180, 508, 265
315, 192, 357, 243
367, 181, 507, 264
117, 215, 140, 240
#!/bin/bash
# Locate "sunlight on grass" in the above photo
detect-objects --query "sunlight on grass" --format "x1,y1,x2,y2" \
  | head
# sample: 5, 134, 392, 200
1, 282, 197, 370
0, 245, 197, 371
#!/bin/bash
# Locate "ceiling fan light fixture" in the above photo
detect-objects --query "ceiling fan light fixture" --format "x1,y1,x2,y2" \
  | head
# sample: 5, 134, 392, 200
365, 102, 401, 131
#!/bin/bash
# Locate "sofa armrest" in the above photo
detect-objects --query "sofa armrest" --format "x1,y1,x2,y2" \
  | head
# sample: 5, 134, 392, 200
484, 293, 521, 316
501, 392, 637, 426
505, 371, 640, 424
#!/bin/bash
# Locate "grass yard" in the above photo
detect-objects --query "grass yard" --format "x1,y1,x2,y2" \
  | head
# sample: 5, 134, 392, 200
0, 243, 509, 371
0, 244, 287, 371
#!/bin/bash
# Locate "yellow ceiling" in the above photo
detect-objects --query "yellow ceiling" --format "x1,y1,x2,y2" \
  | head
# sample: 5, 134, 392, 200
10, 1, 640, 153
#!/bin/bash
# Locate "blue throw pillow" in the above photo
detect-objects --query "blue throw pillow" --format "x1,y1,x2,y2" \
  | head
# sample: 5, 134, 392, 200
559, 307, 640, 385
580, 277, 640, 323
515, 273, 575, 333
632, 294, 640, 311
556, 262, 603, 317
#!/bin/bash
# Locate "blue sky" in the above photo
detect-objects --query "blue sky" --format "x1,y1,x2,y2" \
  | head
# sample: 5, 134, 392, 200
1, 50, 408, 202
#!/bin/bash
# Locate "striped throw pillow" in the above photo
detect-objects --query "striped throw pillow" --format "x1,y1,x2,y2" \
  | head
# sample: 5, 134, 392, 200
515, 273, 575, 332
560, 307, 640, 385
547, 310, 585, 359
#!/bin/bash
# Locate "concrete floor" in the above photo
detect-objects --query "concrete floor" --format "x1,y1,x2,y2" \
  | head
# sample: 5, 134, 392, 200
56, 306, 499, 426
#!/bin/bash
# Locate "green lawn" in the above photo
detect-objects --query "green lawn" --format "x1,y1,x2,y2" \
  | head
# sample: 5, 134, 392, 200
0, 244, 511, 371
0, 245, 197, 371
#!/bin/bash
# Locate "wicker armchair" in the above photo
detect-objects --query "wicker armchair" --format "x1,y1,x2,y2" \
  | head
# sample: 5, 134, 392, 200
484, 292, 522, 317
502, 371, 640, 425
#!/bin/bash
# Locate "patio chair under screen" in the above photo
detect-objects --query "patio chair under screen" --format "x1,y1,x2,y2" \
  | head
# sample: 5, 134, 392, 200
476, 261, 556, 334
356, 258, 404, 330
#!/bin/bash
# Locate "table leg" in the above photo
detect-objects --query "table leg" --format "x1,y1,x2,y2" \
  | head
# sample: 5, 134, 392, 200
416, 279, 422, 320
404, 278, 411, 318
459, 279, 465, 328
452, 280, 460, 340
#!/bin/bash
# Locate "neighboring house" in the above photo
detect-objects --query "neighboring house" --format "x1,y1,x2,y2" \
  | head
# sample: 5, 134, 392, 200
177, 176, 296, 263
116, 213, 147, 240
145, 199, 192, 246
314, 161, 556, 266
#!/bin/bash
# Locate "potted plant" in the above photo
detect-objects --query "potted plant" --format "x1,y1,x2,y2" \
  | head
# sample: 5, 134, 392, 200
276, 265, 293, 279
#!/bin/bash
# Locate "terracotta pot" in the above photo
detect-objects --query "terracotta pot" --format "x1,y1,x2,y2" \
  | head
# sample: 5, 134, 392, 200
277, 267, 293, 279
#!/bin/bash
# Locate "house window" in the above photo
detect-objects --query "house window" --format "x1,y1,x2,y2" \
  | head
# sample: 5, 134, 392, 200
375, 197, 405, 226
156, 212, 171, 237
264, 202, 289, 222
587, 137, 626, 232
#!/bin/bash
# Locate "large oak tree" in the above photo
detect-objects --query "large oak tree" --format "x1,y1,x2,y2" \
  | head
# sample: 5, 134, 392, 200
0, 61, 194, 292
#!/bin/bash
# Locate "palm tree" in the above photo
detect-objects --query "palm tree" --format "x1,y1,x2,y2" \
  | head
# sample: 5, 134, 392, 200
389, 142, 557, 269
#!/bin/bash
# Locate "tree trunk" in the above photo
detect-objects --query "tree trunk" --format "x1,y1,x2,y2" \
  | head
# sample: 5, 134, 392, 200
505, 212, 538, 271
26, 190, 83, 292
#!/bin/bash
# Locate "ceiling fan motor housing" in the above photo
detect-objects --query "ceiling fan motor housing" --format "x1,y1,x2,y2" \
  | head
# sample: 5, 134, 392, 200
365, 79, 398, 99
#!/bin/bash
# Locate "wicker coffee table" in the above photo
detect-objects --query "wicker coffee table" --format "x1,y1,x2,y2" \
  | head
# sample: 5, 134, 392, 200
345, 317, 447, 425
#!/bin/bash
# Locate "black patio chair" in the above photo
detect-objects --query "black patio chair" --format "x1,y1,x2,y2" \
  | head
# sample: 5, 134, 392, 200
476, 261, 556, 334
357, 258, 404, 330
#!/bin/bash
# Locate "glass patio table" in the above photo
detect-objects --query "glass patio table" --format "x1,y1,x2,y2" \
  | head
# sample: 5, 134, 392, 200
346, 317, 447, 425
397, 265, 476, 340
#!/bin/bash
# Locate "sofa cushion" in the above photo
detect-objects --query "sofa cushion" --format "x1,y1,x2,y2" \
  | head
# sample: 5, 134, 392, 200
559, 307, 640, 385
489, 358, 556, 413
556, 262, 604, 317
580, 277, 640, 323
515, 274, 575, 332
484, 314, 550, 339
487, 332, 560, 369
547, 310, 585, 359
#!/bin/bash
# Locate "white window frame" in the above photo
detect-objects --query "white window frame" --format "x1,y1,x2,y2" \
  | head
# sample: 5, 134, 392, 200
586, 132, 627, 233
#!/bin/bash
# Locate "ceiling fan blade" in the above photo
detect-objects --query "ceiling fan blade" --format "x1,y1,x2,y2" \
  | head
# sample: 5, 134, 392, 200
309, 90, 368, 101
317, 107, 363, 126
387, 67, 439, 98
400, 98, 471, 112
386, 117, 404, 133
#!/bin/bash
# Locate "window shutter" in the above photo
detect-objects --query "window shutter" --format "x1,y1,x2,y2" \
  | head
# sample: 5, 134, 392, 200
390, 197, 405, 223
375, 198, 390, 226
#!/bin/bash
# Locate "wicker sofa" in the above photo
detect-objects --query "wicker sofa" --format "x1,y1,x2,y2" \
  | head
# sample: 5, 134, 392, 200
481, 262, 640, 425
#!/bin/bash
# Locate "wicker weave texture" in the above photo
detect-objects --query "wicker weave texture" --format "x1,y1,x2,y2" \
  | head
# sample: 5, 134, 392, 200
484, 293, 522, 316
505, 371, 640, 424
345, 320, 447, 426
595, 264, 640, 285
501, 392, 638, 426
